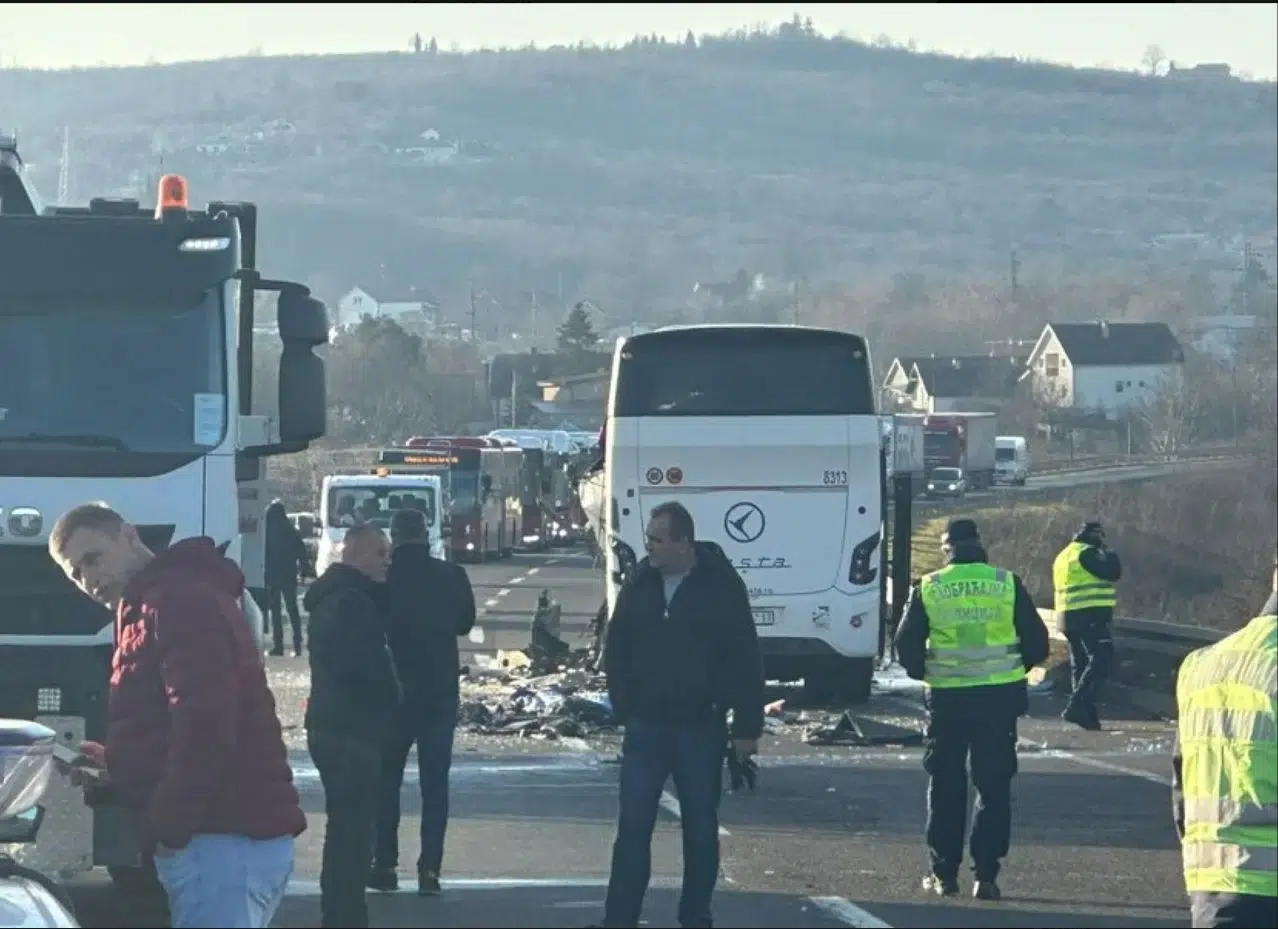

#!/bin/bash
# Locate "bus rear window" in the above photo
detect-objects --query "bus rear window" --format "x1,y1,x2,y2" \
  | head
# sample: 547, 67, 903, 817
613, 330, 875, 417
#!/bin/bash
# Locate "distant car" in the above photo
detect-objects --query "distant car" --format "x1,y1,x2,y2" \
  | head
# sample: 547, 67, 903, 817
924, 466, 969, 499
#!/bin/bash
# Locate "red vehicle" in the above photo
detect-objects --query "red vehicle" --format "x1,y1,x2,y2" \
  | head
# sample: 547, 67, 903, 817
510, 439, 554, 550
378, 437, 503, 562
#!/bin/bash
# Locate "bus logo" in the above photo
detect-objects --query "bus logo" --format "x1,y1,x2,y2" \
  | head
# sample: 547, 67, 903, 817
645, 467, 664, 484
723, 502, 765, 544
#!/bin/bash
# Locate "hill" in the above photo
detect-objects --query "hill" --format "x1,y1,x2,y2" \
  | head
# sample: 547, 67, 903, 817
3, 25, 1275, 328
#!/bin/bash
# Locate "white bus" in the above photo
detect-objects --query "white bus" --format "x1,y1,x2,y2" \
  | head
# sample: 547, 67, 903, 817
602, 324, 883, 704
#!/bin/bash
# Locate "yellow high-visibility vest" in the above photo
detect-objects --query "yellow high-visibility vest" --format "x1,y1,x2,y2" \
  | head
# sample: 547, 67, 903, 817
1053, 541, 1117, 613
1177, 613, 1278, 897
919, 562, 1025, 690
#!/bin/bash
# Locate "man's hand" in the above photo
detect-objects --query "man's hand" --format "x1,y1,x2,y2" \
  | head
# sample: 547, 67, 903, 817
69, 740, 110, 788
732, 738, 759, 764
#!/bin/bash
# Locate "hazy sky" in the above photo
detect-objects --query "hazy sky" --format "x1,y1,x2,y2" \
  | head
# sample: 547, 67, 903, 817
2, 3, 1275, 79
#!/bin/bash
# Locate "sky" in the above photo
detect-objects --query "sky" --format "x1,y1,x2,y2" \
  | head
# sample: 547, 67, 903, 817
1, 2, 1275, 79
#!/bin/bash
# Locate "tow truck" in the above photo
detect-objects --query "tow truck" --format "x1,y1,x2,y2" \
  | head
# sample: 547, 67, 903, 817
0, 133, 329, 886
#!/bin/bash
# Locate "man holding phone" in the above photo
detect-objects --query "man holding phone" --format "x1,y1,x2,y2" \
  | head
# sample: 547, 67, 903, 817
48, 502, 305, 929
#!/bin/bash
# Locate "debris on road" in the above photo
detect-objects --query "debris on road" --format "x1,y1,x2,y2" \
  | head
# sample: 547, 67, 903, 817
458, 593, 616, 740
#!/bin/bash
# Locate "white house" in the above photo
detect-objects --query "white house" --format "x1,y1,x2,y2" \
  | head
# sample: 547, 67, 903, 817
1025, 320, 1185, 417
881, 354, 1024, 413
336, 286, 440, 329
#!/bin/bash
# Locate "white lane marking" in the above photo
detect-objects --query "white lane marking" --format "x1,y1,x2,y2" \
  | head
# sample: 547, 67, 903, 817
495, 587, 511, 598
807, 895, 894, 927
526, 567, 541, 576
1020, 739, 1174, 787
658, 790, 731, 838
546, 558, 560, 565
483, 598, 500, 608
509, 575, 526, 584
876, 693, 1174, 787
288, 876, 683, 896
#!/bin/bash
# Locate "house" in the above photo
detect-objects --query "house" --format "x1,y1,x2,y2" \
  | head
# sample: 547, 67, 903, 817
1025, 321, 1184, 417
881, 355, 1025, 413
336, 286, 440, 329
529, 370, 610, 430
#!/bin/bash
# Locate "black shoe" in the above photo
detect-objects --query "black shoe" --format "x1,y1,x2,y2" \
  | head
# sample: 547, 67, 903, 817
973, 880, 1002, 900
367, 867, 398, 892
268, 646, 285, 657
418, 870, 442, 896
922, 874, 959, 896
1062, 705, 1101, 731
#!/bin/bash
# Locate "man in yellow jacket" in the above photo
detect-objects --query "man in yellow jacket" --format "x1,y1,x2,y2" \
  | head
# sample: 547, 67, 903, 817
1053, 521, 1122, 730
1171, 549, 1277, 928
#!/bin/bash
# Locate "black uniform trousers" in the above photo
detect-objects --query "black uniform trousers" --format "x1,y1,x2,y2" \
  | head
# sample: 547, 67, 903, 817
1064, 615, 1113, 719
922, 699, 1019, 883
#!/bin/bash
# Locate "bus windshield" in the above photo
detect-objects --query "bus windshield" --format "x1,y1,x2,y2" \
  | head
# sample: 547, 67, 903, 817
613, 328, 875, 417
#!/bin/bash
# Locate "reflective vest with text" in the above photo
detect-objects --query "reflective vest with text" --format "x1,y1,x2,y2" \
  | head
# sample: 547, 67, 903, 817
919, 562, 1025, 690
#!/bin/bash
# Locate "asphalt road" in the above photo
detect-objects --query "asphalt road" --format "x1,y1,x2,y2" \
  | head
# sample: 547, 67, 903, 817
61, 543, 1194, 928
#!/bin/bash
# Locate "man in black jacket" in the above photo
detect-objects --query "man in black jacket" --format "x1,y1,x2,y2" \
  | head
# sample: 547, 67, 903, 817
1053, 521, 1123, 730
265, 499, 312, 656
595, 501, 764, 929
894, 518, 1050, 902
304, 523, 400, 929
369, 507, 477, 896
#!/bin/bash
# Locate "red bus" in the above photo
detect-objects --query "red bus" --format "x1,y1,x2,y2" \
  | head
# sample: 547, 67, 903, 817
378, 437, 502, 562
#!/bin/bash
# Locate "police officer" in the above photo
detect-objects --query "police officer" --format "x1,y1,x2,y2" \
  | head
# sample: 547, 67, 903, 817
1053, 521, 1122, 730
894, 518, 1049, 900
1171, 549, 1277, 929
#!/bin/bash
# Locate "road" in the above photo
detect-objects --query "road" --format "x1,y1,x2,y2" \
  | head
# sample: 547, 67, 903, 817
914, 454, 1248, 511
64, 544, 1193, 928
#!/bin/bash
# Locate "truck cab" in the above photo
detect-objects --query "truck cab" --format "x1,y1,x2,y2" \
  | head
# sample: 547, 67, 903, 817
0, 134, 329, 882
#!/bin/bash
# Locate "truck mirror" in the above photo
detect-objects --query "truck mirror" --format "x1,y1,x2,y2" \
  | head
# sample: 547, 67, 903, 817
278, 349, 326, 442
278, 290, 329, 346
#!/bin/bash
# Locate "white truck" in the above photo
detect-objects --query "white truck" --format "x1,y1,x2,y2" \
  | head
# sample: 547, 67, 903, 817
0, 136, 329, 885
995, 435, 1031, 485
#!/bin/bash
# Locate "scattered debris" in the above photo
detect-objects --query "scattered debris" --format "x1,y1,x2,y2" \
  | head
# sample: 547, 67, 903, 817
802, 711, 923, 748
457, 592, 616, 739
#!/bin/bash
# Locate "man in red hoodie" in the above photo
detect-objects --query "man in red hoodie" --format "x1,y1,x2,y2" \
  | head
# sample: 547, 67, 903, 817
48, 502, 306, 928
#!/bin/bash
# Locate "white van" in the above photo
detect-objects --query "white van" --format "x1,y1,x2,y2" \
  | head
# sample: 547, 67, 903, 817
994, 435, 1030, 485
316, 473, 446, 574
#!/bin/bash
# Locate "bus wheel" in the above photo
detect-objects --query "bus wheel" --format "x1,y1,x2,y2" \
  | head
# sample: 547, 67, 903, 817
803, 657, 874, 707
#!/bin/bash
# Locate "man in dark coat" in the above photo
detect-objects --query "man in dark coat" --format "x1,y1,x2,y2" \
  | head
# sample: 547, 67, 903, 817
369, 507, 477, 896
265, 499, 312, 656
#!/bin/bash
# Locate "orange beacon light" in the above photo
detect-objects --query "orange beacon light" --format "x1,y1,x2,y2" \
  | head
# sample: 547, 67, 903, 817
154, 173, 189, 219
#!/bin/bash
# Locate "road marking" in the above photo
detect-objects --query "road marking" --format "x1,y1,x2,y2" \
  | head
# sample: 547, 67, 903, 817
526, 567, 540, 576
287, 875, 683, 896
807, 895, 893, 927
496, 587, 511, 598
876, 693, 1174, 787
483, 598, 500, 608
658, 789, 731, 837
546, 558, 560, 565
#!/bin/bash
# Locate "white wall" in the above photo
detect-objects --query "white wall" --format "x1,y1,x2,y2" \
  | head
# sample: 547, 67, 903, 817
1074, 363, 1178, 415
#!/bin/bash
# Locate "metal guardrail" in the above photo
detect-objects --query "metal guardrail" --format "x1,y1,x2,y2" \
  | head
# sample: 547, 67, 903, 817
1045, 610, 1225, 651
1031, 445, 1255, 477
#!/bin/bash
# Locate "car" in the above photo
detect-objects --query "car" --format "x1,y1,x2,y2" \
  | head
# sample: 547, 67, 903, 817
924, 466, 969, 499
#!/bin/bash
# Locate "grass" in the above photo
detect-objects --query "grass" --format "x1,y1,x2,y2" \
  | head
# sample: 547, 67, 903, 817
904, 467, 1275, 631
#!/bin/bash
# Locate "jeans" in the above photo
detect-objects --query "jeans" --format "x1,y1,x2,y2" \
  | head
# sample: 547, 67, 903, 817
152, 833, 294, 928
604, 718, 723, 928
1065, 619, 1113, 718
923, 709, 1019, 883
309, 729, 382, 928
375, 694, 459, 875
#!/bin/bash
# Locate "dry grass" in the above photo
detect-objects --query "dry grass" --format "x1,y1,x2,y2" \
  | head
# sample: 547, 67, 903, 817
910, 464, 1275, 632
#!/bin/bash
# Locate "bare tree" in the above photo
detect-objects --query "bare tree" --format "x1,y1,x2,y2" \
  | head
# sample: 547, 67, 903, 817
1142, 44, 1166, 76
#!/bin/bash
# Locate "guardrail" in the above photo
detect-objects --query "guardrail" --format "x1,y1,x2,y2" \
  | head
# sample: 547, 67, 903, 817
1031, 444, 1255, 477
1044, 610, 1226, 717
